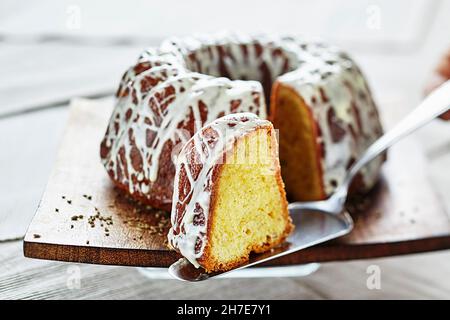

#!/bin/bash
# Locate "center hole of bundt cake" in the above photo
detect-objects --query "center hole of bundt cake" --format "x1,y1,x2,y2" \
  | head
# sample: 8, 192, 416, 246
184, 44, 297, 111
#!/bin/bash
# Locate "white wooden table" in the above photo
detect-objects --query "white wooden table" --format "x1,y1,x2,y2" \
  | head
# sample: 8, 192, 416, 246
1, 0, 449, 299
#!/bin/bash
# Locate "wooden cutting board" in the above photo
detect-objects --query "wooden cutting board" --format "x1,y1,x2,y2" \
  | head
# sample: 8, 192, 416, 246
23, 98, 450, 267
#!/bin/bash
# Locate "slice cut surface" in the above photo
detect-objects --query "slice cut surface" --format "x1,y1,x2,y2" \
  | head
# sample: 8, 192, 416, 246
272, 84, 325, 201
202, 129, 293, 272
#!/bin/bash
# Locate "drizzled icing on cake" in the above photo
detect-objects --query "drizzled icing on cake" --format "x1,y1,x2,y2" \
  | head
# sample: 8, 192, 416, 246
161, 33, 301, 106
100, 35, 268, 209
275, 44, 383, 194
168, 113, 271, 267
100, 32, 383, 210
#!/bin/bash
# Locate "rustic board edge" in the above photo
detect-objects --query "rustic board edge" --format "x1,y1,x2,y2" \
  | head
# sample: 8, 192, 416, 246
23, 240, 180, 267
23, 234, 450, 268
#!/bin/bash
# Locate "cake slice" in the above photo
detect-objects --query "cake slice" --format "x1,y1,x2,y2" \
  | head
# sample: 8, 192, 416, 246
168, 113, 293, 273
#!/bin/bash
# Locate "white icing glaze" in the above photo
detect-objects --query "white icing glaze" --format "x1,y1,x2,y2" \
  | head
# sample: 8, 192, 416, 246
276, 43, 383, 193
159, 33, 383, 196
168, 113, 271, 267
101, 32, 383, 211
100, 36, 267, 209
163, 33, 301, 85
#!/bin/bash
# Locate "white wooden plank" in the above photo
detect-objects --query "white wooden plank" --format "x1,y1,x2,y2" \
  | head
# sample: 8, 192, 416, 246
0, 107, 69, 240
1, 240, 450, 299
428, 153, 450, 217
0, 43, 141, 116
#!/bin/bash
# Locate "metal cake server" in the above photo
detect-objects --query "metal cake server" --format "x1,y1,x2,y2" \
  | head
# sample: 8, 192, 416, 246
169, 80, 450, 282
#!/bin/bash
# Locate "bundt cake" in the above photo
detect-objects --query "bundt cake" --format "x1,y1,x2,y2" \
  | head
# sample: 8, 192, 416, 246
100, 33, 384, 210
168, 113, 294, 273
100, 41, 266, 210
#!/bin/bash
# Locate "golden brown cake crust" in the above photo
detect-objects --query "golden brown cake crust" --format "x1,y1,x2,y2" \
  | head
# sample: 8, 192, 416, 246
270, 83, 327, 201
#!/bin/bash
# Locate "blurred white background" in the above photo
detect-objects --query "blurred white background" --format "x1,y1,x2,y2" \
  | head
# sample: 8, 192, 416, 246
0, 0, 447, 115
0, 0, 436, 48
